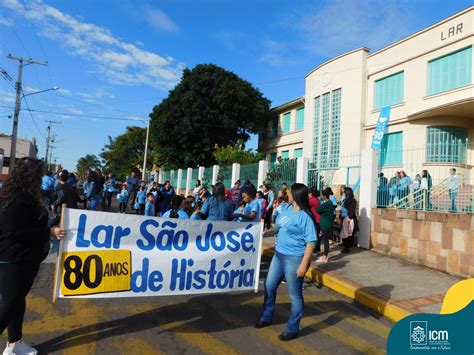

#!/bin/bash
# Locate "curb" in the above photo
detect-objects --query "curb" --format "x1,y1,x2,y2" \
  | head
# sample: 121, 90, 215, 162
261, 245, 412, 323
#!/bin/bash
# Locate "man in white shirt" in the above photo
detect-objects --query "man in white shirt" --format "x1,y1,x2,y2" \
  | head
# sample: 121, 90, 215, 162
446, 168, 460, 212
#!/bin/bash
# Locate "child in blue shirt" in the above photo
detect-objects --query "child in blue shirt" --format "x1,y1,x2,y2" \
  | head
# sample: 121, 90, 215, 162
136, 185, 147, 215
117, 185, 129, 213
190, 202, 202, 220
144, 193, 155, 216
232, 201, 245, 222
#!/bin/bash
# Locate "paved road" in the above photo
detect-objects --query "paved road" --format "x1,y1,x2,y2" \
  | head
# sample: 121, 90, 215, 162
21, 256, 392, 355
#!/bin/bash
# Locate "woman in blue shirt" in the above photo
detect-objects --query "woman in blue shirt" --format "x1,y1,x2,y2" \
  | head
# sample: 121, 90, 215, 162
84, 171, 101, 211
255, 183, 317, 342
233, 185, 260, 223
200, 183, 233, 221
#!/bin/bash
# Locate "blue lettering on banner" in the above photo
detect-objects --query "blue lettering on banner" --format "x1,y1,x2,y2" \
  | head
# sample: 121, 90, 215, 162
76, 213, 131, 249
371, 106, 391, 150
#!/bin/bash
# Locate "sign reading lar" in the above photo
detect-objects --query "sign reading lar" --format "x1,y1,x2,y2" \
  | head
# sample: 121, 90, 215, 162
61, 250, 131, 296
441, 23, 463, 41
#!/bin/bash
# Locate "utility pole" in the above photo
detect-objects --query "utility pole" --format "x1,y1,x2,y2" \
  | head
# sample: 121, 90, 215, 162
45, 120, 62, 170
7, 54, 47, 174
142, 119, 150, 180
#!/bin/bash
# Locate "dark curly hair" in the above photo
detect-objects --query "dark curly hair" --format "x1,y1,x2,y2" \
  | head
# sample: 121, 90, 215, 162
1, 157, 44, 207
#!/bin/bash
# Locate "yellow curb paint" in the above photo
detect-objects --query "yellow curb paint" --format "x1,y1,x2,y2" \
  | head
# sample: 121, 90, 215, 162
112, 338, 164, 354
217, 305, 318, 354
161, 319, 239, 355
62, 300, 99, 355
273, 295, 385, 354
261, 245, 412, 323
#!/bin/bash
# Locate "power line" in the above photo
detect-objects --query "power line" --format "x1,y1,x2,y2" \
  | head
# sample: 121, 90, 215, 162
20, 88, 47, 138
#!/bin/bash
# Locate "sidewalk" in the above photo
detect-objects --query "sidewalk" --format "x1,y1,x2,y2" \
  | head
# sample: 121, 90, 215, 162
261, 236, 463, 323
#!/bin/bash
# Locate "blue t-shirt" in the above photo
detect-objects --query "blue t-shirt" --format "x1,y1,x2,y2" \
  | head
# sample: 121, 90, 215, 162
190, 213, 202, 220
137, 190, 147, 204
41, 176, 54, 191
201, 196, 233, 221
241, 199, 261, 223
106, 178, 115, 192
256, 198, 265, 218
275, 204, 317, 256
144, 201, 155, 216
162, 209, 190, 219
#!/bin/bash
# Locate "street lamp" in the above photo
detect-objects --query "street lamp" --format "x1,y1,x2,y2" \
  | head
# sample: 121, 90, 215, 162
8, 86, 59, 174
22, 86, 59, 99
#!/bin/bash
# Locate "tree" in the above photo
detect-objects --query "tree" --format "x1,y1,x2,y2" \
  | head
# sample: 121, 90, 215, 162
76, 154, 101, 182
213, 140, 265, 166
100, 126, 150, 179
149, 64, 271, 169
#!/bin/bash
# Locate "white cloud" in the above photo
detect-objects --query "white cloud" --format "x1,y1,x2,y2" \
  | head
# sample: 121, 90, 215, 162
259, 39, 299, 67
0, 15, 14, 26
143, 5, 178, 33
0, 0, 185, 89
296, 0, 415, 56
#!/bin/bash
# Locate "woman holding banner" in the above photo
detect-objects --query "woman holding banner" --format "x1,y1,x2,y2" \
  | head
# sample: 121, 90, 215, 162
255, 183, 317, 341
0, 158, 66, 355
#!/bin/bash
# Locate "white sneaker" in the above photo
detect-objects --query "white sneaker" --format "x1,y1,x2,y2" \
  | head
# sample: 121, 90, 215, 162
3, 340, 37, 355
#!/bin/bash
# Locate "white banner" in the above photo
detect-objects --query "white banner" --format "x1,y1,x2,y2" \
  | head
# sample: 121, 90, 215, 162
54, 209, 263, 299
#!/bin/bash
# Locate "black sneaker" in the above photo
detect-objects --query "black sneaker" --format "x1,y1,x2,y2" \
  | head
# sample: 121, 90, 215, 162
278, 331, 297, 341
254, 320, 272, 329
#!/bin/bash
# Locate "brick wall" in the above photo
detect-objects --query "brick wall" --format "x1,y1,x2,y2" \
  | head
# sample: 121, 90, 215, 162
371, 208, 473, 278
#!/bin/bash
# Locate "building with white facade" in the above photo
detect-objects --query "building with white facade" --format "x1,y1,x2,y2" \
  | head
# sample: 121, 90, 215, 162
259, 97, 305, 163
259, 6, 473, 188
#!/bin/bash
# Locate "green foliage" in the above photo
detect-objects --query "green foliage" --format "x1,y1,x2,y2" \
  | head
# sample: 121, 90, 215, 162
213, 140, 265, 166
149, 64, 271, 169
76, 154, 102, 182
265, 158, 297, 190
100, 126, 151, 179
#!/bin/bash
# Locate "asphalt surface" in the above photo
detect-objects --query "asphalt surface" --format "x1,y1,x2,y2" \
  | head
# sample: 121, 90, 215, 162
19, 254, 393, 355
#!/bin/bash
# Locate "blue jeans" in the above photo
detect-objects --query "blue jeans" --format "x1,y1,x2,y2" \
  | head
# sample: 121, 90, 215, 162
260, 252, 304, 334
449, 190, 457, 212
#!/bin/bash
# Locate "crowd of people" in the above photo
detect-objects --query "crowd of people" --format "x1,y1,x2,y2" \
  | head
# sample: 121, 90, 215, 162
377, 167, 461, 212
0, 159, 360, 353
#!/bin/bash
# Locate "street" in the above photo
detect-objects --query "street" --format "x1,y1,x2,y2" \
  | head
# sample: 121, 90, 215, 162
23, 257, 392, 355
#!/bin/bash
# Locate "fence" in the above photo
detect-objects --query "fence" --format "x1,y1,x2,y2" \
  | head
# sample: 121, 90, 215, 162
239, 162, 259, 187
376, 141, 473, 213
307, 152, 361, 192
266, 159, 297, 190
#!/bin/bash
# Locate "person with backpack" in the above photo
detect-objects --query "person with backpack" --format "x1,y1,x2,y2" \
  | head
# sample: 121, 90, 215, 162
51, 170, 83, 213
340, 187, 359, 254
0, 158, 66, 355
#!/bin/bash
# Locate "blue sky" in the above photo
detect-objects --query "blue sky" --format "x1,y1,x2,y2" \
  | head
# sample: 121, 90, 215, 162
0, 0, 471, 171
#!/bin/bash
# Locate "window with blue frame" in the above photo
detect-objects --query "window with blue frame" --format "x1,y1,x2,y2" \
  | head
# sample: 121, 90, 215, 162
296, 107, 304, 131
426, 126, 468, 163
282, 112, 291, 134
281, 150, 289, 160
294, 148, 303, 158
379, 132, 403, 166
270, 152, 277, 163
313, 96, 320, 163
428, 46, 472, 96
271, 117, 279, 137
374, 71, 404, 109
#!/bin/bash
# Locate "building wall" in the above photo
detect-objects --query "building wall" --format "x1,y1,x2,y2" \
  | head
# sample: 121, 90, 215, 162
0, 136, 37, 176
304, 48, 368, 162
259, 99, 305, 161
371, 208, 473, 278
